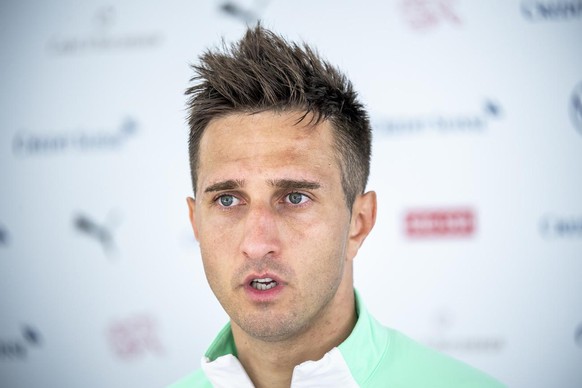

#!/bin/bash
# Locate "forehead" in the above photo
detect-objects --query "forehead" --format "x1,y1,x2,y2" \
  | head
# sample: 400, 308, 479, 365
197, 111, 341, 188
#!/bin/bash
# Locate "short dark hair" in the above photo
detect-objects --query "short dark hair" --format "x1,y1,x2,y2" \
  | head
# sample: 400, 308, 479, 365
186, 25, 371, 207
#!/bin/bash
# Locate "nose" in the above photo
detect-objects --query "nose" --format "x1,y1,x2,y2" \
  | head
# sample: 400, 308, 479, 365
239, 202, 281, 260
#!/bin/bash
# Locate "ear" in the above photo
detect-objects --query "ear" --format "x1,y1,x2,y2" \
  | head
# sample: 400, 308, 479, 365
187, 197, 200, 241
346, 191, 377, 261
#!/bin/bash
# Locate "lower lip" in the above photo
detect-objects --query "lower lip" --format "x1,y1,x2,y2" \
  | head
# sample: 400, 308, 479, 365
244, 283, 284, 303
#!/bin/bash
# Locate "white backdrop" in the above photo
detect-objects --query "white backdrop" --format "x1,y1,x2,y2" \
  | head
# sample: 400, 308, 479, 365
1, 1, 581, 387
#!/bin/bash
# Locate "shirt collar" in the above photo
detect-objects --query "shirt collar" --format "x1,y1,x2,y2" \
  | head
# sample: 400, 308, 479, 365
204, 320, 237, 361
202, 289, 387, 386
339, 289, 390, 385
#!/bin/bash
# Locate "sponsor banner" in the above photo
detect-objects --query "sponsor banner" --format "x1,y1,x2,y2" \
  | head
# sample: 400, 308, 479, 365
425, 309, 505, 354
374, 100, 502, 136
0, 326, 43, 361
576, 322, 582, 347
398, 0, 463, 31
521, 0, 582, 21
540, 214, 582, 239
570, 82, 582, 135
219, 0, 271, 24
405, 208, 476, 238
12, 117, 138, 157
47, 6, 164, 55
74, 210, 122, 258
106, 314, 164, 360
0, 224, 8, 247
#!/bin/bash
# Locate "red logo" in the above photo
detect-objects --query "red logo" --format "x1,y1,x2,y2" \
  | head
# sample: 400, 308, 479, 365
399, 0, 462, 31
106, 314, 164, 360
405, 208, 476, 238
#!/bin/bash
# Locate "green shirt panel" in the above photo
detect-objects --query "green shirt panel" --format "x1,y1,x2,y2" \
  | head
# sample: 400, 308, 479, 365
339, 292, 504, 387
168, 290, 505, 387
169, 369, 210, 388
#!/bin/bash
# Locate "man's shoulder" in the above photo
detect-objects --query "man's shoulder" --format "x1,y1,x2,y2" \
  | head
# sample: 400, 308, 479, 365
167, 368, 211, 388
341, 291, 505, 387
373, 327, 505, 387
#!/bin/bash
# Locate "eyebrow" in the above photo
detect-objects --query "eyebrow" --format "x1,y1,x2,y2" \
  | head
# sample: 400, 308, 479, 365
268, 179, 321, 191
204, 179, 245, 193
203, 178, 321, 193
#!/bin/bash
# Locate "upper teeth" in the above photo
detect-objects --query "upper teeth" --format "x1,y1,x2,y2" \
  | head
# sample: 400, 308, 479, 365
251, 278, 277, 290
253, 278, 273, 283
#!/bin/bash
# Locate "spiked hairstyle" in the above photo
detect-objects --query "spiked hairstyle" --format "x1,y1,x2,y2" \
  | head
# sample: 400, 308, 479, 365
186, 25, 371, 207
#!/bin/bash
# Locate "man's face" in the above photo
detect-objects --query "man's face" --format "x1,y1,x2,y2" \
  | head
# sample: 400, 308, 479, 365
189, 111, 359, 342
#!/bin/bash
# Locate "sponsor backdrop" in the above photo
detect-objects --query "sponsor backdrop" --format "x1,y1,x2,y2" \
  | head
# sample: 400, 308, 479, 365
1, 0, 581, 387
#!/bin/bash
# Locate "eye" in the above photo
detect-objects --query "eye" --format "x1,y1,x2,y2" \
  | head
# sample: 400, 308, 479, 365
286, 192, 309, 205
216, 194, 240, 207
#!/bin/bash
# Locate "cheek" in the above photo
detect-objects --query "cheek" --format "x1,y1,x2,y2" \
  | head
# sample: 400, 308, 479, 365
199, 242, 236, 303
199, 244, 219, 283
198, 212, 240, 250
291, 218, 349, 271
198, 221, 239, 284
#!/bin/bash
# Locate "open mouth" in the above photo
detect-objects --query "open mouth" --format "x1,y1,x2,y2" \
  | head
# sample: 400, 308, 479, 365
250, 277, 278, 291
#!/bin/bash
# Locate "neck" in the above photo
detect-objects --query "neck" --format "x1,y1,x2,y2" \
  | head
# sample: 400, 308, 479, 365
232, 287, 356, 388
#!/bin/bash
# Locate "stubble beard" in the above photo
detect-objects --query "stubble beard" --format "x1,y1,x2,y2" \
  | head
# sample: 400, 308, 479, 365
206, 246, 348, 344
229, 267, 344, 344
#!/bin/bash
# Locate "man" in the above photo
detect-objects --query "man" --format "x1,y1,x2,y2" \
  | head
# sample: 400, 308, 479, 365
171, 25, 503, 387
